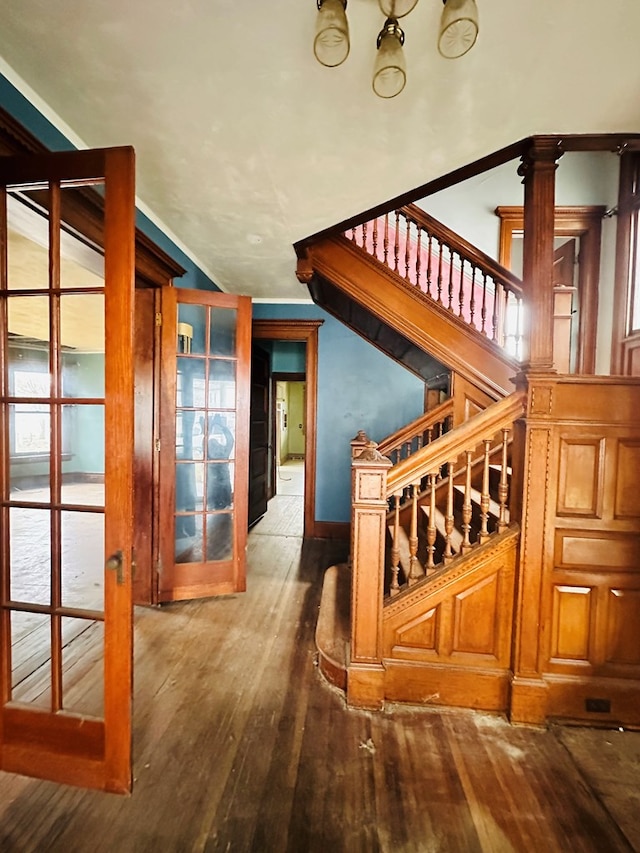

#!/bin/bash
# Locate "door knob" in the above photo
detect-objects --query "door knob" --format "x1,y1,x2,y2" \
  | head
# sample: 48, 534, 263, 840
106, 550, 124, 585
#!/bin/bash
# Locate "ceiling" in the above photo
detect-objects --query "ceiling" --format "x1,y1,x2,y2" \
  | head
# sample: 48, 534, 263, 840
1, 0, 640, 301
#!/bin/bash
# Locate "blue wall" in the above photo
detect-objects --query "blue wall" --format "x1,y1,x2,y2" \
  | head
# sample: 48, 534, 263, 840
272, 341, 306, 374
0, 73, 219, 291
252, 304, 425, 522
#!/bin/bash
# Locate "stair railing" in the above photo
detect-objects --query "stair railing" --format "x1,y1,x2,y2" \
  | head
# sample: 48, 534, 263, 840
377, 397, 454, 465
384, 389, 525, 595
347, 205, 525, 360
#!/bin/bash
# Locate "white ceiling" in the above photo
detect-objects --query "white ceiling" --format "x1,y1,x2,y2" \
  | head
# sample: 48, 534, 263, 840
1, 0, 640, 300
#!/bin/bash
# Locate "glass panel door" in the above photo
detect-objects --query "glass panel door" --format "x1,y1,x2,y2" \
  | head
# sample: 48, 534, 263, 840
158, 288, 251, 602
0, 148, 135, 792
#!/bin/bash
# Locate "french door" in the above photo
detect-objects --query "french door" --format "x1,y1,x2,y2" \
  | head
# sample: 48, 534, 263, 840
0, 148, 135, 792
158, 288, 251, 602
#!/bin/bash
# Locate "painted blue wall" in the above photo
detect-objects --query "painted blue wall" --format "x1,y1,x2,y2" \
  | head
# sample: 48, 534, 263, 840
0, 72, 219, 291
252, 304, 425, 522
272, 341, 306, 374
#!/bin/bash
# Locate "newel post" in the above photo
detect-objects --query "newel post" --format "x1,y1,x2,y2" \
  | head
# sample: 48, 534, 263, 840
347, 440, 392, 710
518, 136, 563, 371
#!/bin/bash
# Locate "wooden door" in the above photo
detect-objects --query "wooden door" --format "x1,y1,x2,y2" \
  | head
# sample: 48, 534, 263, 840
0, 148, 135, 792
248, 344, 271, 527
158, 288, 251, 601
553, 239, 578, 373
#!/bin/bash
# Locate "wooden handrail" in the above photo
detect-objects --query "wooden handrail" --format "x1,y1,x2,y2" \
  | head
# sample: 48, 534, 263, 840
387, 390, 526, 495
377, 398, 454, 458
402, 204, 523, 298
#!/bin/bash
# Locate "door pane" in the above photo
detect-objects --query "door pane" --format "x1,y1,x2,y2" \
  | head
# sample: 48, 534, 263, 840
11, 612, 51, 709
61, 404, 105, 507
61, 617, 104, 717
209, 307, 237, 356
9, 506, 51, 605
7, 191, 50, 291
61, 510, 104, 611
178, 303, 206, 354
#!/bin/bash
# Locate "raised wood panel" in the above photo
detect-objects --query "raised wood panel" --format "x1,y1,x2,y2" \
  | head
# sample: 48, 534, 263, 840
556, 437, 604, 517
556, 531, 639, 572
550, 585, 593, 662
622, 334, 640, 376
355, 471, 386, 502
452, 574, 499, 656
383, 661, 511, 711
606, 589, 640, 665
615, 441, 640, 519
396, 607, 438, 651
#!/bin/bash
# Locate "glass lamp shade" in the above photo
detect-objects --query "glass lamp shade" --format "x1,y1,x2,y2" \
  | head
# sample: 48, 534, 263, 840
378, 0, 419, 19
314, 0, 350, 68
372, 20, 406, 98
438, 0, 479, 59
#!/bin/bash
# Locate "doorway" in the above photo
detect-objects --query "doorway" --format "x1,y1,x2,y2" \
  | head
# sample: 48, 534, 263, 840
251, 320, 322, 538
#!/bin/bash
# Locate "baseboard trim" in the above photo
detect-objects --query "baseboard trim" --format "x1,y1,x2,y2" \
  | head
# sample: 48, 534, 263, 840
312, 521, 350, 540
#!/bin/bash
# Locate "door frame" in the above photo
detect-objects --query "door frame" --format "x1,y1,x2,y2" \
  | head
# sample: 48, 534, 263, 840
495, 205, 606, 374
252, 320, 322, 538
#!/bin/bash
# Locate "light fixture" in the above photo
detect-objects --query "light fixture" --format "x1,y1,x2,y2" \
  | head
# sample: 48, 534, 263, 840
314, 0, 350, 68
437, 0, 479, 58
313, 0, 479, 97
373, 19, 407, 99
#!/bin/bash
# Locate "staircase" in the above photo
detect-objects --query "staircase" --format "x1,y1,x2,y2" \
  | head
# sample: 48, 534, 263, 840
302, 204, 526, 712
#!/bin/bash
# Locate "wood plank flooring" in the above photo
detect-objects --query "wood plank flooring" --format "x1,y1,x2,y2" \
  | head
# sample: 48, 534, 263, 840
0, 492, 639, 852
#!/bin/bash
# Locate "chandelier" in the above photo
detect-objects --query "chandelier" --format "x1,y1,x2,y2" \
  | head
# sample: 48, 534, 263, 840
313, 0, 479, 99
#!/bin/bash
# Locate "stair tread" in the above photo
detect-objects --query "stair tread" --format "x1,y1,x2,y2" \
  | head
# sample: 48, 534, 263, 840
420, 505, 464, 550
453, 485, 503, 519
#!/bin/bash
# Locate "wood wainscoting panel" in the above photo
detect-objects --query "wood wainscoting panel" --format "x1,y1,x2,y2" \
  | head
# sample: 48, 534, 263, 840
549, 585, 594, 664
555, 530, 639, 572
606, 588, 640, 666
556, 436, 604, 517
615, 440, 640, 519
395, 607, 439, 652
452, 573, 500, 657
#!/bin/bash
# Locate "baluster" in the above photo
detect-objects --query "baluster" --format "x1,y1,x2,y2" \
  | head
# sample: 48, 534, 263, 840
372, 217, 378, 260
458, 256, 466, 319
469, 266, 477, 329
447, 246, 454, 311
349, 226, 357, 243
425, 474, 437, 573
415, 226, 422, 290
436, 240, 444, 304
403, 440, 411, 461
426, 233, 433, 298
390, 493, 401, 595
491, 280, 500, 343
461, 450, 473, 554
479, 439, 491, 544
501, 286, 510, 348
361, 220, 368, 252
408, 483, 424, 584
393, 211, 401, 273
480, 271, 488, 336
425, 425, 433, 445
383, 213, 389, 267
443, 462, 454, 565
498, 428, 510, 532
405, 217, 412, 280
513, 294, 523, 359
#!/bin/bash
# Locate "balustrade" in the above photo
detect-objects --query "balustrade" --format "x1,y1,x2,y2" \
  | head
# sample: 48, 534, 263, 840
348, 205, 524, 359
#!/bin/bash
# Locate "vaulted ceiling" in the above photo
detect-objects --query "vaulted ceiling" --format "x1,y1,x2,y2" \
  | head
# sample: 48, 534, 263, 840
1, 1, 639, 300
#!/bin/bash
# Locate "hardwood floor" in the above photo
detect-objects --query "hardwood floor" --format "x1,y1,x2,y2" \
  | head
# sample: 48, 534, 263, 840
0, 492, 638, 852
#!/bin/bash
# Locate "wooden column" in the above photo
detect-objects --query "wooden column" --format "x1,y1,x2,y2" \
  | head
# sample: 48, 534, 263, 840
518, 137, 563, 371
510, 372, 556, 724
348, 441, 391, 709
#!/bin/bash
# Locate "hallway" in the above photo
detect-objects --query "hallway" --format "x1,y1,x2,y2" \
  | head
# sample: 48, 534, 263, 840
0, 492, 638, 852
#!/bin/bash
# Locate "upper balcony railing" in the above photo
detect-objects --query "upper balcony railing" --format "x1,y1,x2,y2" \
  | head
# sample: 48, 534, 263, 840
347, 204, 525, 360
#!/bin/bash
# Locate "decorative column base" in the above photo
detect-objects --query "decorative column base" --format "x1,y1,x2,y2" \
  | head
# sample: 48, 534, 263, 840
347, 662, 385, 710
509, 676, 548, 725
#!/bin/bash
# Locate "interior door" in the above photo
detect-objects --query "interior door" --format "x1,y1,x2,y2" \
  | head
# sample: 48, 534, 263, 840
553, 238, 578, 373
0, 148, 135, 792
158, 287, 251, 602
248, 344, 271, 527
